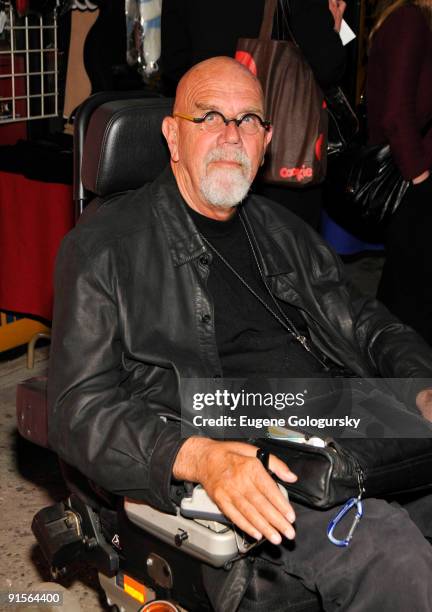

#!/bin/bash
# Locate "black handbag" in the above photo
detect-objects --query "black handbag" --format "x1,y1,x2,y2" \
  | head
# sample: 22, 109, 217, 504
344, 143, 409, 225
324, 141, 410, 242
325, 86, 359, 157
254, 436, 432, 509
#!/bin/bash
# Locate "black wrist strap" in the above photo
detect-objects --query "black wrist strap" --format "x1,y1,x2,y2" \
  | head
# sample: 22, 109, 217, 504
256, 447, 271, 469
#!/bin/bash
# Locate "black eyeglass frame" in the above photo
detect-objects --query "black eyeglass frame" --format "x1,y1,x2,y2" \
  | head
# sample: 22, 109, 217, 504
174, 110, 272, 132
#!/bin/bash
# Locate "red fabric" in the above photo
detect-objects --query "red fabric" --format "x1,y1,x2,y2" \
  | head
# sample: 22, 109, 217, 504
0, 55, 26, 125
0, 171, 74, 320
0, 122, 27, 145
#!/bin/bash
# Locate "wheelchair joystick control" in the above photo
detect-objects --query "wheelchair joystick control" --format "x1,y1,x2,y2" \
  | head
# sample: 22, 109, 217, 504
174, 529, 189, 547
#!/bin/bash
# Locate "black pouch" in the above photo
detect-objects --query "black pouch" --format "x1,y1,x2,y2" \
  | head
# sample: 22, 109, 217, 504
253, 437, 432, 509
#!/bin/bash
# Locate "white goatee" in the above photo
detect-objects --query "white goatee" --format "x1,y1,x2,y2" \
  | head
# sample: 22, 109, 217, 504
200, 148, 252, 208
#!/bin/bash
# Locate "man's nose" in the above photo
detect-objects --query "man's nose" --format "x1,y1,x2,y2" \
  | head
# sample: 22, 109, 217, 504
217, 120, 242, 144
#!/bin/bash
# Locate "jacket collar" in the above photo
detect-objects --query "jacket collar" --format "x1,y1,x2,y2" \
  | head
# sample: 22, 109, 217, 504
241, 205, 294, 277
152, 167, 206, 267
152, 166, 294, 276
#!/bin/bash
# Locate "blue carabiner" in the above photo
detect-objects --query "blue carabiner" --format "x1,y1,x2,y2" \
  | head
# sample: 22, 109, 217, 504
327, 496, 363, 547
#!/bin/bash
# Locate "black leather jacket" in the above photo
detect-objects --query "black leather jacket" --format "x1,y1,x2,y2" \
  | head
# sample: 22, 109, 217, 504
48, 167, 432, 512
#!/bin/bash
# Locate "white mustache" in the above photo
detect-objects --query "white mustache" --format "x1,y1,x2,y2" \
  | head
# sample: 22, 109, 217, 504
205, 148, 251, 171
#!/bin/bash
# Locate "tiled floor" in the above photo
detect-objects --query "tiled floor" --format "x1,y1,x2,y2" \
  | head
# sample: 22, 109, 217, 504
0, 346, 107, 611
0, 253, 384, 611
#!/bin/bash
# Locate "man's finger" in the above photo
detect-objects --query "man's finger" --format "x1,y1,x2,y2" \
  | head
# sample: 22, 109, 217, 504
257, 474, 296, 524
244, 488, 296, 540
227, 497, 284, 544
221, 500, 263, 541
268, 454, 298, 483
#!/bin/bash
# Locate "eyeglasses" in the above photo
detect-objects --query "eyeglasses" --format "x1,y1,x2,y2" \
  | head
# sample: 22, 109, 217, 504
174, 110, 271, 135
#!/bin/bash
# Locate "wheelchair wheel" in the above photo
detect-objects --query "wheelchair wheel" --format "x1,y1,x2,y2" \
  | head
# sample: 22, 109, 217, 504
140, 601, 179, 611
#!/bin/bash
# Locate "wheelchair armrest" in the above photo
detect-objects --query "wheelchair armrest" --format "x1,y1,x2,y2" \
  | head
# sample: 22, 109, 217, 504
180, 484, 230, 524
124, 483, 288, 568
180, 483, 288, 523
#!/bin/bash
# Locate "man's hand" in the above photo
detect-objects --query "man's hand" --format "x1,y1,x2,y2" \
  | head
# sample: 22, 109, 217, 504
173, 437, 297, 544
416, 389, 432, 421
328, 0, 347, 33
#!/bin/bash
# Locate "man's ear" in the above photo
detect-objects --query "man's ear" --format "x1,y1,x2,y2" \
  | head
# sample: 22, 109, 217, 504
264, 125, 273, 151
162, 116, 179, 162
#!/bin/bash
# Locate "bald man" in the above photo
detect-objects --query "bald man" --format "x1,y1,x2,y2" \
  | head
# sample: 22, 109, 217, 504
49, 57, 432, 611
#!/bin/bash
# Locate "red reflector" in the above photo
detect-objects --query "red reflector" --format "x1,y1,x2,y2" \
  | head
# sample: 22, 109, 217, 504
123, 574, 146, 603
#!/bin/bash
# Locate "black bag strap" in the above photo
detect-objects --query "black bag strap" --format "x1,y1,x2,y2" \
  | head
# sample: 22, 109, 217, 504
258, 0, 303, 48
259, 0, 278, 40
271, 0, 298, 46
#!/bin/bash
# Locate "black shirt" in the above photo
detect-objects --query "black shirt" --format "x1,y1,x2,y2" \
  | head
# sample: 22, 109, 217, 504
188, 205, 330, 378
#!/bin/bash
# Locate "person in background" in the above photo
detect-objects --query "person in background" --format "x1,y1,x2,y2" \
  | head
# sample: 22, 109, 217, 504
367, 0, 432, 345
161, 0, 347, 229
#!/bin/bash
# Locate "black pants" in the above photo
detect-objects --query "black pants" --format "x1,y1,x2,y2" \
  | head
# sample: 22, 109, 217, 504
241, 494, 432, 611
204, 493, 432, 612
377, 174, 432, 345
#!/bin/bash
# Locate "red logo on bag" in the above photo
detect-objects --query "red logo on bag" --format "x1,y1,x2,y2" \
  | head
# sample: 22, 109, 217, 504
235, 51, 257, 76
315, 133, 324, 161
279, 166, 313, 181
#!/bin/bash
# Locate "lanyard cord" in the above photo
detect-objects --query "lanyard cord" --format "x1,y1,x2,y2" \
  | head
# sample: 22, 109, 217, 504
240, 211, 329, 371
199, 210, 329, 371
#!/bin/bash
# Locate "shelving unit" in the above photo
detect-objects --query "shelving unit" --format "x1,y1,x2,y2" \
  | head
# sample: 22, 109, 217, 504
0, 2, 59, 123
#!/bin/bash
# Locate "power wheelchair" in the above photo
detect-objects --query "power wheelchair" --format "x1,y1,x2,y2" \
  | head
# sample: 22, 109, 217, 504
17, 93, 323, 612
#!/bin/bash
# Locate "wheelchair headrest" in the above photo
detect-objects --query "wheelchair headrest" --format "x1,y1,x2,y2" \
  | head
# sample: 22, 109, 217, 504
81, 97, 173, 197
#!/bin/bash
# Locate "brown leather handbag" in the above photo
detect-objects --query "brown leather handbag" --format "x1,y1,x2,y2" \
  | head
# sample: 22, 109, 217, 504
235, 0, 328, 187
